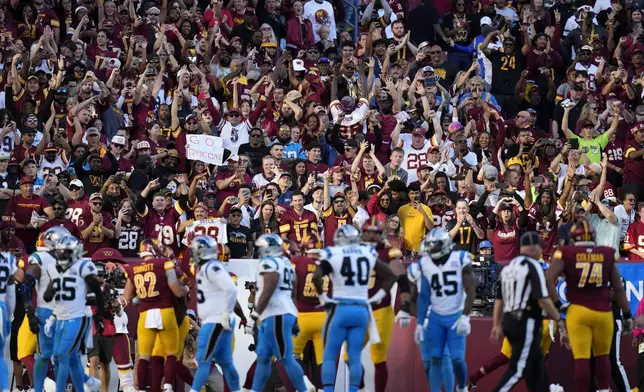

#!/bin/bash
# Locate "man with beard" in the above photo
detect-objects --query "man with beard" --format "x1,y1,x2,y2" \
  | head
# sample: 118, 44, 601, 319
525, 169, 560, 258
322, 175, 355, 245
275, 124, 306, 163
397, 183, 434, 253
392, 120, 442, 185
428, 191, 454, 229
41, 199, 83, 239
5, 176, 53, 252
80, 192, 115, 255
0, 220, 26, 258
572, 45, 601, 93
75, 151, 119, 195
37, 142, 68, 179
238, 127, 270, 169
109, 135, 134, 172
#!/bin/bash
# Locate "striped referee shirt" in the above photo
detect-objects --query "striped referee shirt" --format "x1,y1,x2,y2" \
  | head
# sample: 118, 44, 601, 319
497, 255, 548, 319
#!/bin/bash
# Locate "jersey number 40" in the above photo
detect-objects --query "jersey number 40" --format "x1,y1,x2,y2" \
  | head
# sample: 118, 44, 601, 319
340, 257, 370, 286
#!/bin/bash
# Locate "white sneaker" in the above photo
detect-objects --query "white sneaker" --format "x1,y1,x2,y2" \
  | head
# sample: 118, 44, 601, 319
549, 384, 564, 392
303, 376, 316, 392
123, 387, 137, 392
84, 377, 101, 392
162, 384, 174, 392
44, 377, 56, 392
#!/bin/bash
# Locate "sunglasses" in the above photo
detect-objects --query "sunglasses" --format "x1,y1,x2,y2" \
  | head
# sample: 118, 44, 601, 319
53, 207, 65, 211
112, 144, 124, 148
229, 113, 241, 118
251, 134, 262, 138
186, 121, 197, 125
626, 197, 636, 201
92, 201, 103, 206
430, 50, 441, 55
148, 12, 160, 15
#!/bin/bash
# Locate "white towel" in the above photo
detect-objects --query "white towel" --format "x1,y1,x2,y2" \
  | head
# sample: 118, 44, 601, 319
145, 308, 164, 329
367, 305, 381, 345
85, 317, 94, 350
549, 320, 555, 342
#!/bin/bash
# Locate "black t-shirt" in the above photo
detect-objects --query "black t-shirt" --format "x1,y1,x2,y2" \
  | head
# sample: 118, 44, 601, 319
490, 51, 524, 95
238, 143, 270, 169
445, 218, 477, 253
552, 98, 587, 135
227, 224, 252, 258
407, 4, 440, 46
441, 13, 475, 47
433, 61, 460, 90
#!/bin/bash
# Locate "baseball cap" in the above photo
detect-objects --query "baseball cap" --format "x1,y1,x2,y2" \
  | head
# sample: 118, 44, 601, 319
23, 158, 37, 166
279, 172, 292, 178
520, 231, 543, 247
480, 16, 492, 26
318, 57, 330, 64
167, 149, 179, 159
90, 192, 103, 201
478, 240, 493, 251
111, 135, 126, 145
8, 156, 19, 166
631, 123, 644, 134
137, 141, 151, 150
422, 66, 434, 73
448, 122, 464, 133
411, 128, 427, 137
580, 45, 593, 52
344, 139, 359, 149
483, 164, 499, 180
418, 41, 430, 50
293, 59, 306, 72
86, 127, 100, 136
70, 179, 84, 188
418, 163, 432, 172
0, 152, 9, 161
230, 206, 243, 215
20, 176, 34, 184
44, 142, 57, 152
341, 96, 355, 111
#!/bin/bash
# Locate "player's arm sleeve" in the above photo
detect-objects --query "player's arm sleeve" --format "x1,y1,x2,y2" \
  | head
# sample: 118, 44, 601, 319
259, 257, 279, 274
165, 262, 178, 282
209, 264, 238, 312
79, 259, 97, 279
460, 251, 473, 268
407, 262, 420, 284
6, 280, 15, 319
527, 260, 548, 300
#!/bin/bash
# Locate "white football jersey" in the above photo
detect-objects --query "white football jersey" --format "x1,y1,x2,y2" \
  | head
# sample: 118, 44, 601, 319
418, 250, 472, 315
49, 258, 97, 320
0, 252, 18, 304
28, 252, 57, 311
320, 244, 378, 301
196, 259, 237, 324
399, 133, 439, 185
182, 219, 228, 246
255, 255, 298, 321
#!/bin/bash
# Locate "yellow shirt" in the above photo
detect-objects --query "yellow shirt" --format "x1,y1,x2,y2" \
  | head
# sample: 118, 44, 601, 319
398, 203, 434, 252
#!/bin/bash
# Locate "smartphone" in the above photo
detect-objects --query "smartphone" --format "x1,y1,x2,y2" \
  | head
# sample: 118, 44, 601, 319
570, 139, 579, 150
241, 189, 251, 198
424, 78, 437, 88
230, 197, 240, 204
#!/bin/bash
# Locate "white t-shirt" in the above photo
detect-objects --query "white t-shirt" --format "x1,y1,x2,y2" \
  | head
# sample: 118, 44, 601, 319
303, 0, 337, 41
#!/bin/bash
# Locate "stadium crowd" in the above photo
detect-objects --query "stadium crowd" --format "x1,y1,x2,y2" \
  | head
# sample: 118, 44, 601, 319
3, 0, 644, 388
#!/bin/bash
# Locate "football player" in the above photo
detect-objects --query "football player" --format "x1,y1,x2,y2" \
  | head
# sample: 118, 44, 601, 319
313, 225, 411, 392
246, 233, 315, 392
123, 238, 189, 392
44, 235, 105, 392
189, 236, 241, 392
416, 228, 476, 392
546, 221, 633, 392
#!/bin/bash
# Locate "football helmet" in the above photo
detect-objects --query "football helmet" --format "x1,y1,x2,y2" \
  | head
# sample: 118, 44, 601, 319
37, 226, 72, 251
255, 233, 284, 257
53, 235, 84, 270
423, 228, 454, 261
138, 238, 165, 259
333, 225, 360, 246
190, 235, 219, 264
362, 217, 384, 233
570, 220, 595, 243
217, 243, 231, 262
301, 232, 323, 253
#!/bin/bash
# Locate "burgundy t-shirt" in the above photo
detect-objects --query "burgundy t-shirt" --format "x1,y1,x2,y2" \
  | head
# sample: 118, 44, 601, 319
488, 219, 520, 262
6, 194, 51, 247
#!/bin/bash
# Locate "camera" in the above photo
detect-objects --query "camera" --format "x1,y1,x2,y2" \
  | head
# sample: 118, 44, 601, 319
470, 254, 500, 316
245, 281, 256, 290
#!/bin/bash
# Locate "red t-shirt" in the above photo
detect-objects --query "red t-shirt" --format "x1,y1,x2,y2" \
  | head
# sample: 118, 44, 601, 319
488, 219, 520, 262
66, 198, 90, 227
625, 220, 644, 260
79, 211, 115, 256
6, 194, 50, 246
41, 219, 83, 240
322, 206, 355, 246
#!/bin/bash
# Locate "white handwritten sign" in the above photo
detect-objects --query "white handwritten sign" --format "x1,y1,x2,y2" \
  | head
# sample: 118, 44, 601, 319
185, 135, 225, 165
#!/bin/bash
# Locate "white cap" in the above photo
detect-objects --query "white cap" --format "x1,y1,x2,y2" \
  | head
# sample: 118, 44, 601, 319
293, 59, 306, 72
137, 141, 151, 150
0, 152, 9, 160
70, 179, 84, 188
480, 16, 492, 26
111, 135, 126, 145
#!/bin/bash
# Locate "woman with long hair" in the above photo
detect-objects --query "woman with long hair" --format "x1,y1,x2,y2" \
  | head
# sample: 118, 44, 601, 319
114, 198, 143, 257
260, 23, 278, 44
472, 131, 498, 167
289, 160, 309, 191
251, 200, 280, 241
487, 197, 528, 261
285, 0, 315, 52
383, 214, 406, 254
575, 102, 602, 134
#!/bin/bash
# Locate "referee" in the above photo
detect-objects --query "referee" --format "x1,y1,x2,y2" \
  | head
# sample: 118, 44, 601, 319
491, 232, 568, 392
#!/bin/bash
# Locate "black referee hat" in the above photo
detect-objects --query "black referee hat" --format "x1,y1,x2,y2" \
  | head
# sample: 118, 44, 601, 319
520, 231, 543, 247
